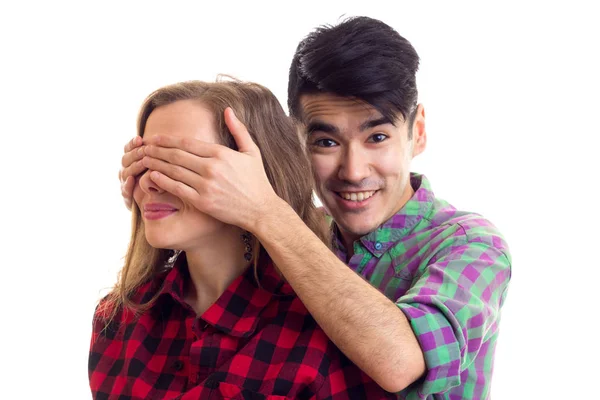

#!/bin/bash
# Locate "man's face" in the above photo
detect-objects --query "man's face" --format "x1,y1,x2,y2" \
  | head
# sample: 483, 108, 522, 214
300, 93, 426, 244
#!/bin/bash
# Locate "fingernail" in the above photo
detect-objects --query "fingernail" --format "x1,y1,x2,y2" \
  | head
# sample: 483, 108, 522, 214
150, 171, 160, 180
137, 147, 144, 156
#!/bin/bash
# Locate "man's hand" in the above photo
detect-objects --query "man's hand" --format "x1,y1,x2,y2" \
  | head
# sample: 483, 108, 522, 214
142, 108, 282, 231
119, 136, 146, 210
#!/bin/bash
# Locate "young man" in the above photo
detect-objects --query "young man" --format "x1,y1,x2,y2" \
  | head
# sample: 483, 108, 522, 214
119, 17, 511, 399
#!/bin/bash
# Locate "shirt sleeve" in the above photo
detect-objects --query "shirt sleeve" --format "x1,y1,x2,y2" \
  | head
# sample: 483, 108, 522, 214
396, 238, 511, 396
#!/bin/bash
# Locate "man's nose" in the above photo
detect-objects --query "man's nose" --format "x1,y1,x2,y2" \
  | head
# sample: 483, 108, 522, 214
338, 145, 370, 183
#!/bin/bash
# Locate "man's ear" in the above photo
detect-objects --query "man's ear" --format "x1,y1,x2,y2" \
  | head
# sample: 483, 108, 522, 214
411, 104, 427, 157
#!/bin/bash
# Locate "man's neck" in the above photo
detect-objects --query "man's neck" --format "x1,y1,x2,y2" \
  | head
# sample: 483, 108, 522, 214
341, 233, 360, 261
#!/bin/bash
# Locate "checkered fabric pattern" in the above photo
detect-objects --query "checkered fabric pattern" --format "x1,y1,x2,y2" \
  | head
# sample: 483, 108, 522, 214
89, 259, 398, 399
331, 173, 512, 400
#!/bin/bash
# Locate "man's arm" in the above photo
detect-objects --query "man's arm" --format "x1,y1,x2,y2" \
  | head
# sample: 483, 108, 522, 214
254, 199, 426, 392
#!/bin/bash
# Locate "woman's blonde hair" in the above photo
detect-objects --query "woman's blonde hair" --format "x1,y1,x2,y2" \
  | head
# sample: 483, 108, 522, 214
98, 78, 329, 321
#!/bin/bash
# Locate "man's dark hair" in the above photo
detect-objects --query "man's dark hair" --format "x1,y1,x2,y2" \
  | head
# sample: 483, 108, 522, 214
288, 16, 420, 132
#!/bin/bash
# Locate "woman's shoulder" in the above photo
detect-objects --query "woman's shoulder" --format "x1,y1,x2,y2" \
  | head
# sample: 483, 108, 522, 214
91, 270, 170, 339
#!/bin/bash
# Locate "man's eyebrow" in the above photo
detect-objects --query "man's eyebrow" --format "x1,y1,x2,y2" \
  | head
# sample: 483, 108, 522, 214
359, 116, 394, 131
305, 116, 393, 135
306, 121, 340, 136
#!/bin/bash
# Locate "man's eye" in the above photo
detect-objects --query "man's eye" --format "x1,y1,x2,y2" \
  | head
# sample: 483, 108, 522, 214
313, 138, 338, 147
369, 133, 388, 143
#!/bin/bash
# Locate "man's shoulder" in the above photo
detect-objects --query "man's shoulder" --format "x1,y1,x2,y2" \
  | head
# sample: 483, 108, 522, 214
424, 198, 510, 256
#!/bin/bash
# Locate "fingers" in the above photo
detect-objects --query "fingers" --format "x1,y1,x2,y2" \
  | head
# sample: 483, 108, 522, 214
124, 136, 142, 153
120, 160, 147, 183
121, 137, 143, 211
143, 135, 223, 158
142, 156, 203, 188
149, 171, 202, 204
121, 145, 145, 168
144, 145, 209, 174
224, 107, 259, 154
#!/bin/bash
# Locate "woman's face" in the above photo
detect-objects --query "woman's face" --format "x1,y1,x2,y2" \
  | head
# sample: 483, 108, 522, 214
134, 100, 226, 251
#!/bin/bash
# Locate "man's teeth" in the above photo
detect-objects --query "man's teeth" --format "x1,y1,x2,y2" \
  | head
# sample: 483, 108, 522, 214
339, 191, 376, 201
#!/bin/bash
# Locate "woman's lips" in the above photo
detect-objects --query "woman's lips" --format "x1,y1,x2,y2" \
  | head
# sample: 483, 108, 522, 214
143, 203, 178, 220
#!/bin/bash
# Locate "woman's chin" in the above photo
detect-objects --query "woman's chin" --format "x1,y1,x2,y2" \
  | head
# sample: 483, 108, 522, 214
145, 233, 176, 250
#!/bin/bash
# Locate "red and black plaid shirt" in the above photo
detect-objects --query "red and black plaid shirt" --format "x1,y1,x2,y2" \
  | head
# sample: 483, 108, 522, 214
89, 258, 396, 399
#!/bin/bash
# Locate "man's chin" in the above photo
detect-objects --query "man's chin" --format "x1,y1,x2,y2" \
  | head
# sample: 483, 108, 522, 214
335, 217, 380, 239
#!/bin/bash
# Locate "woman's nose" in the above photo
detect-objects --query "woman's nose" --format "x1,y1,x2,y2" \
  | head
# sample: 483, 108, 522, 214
139, 171, 165, 194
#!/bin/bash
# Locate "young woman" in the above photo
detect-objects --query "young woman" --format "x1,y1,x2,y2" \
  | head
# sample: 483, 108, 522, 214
89, 80, 396, 399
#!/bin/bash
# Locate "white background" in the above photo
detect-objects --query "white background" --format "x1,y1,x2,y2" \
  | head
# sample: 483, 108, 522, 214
1, 1, 598, 399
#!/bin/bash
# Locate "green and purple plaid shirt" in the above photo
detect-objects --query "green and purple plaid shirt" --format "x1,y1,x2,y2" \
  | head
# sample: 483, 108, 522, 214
331, 173, 511, 400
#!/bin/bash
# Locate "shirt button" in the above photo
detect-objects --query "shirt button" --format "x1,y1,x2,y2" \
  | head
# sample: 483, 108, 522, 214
375, 242, 382, 250
172, 360, 184, 371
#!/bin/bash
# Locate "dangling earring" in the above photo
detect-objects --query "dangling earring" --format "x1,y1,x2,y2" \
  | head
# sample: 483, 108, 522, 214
167, 249, 182, 267
241, 232, 253, 262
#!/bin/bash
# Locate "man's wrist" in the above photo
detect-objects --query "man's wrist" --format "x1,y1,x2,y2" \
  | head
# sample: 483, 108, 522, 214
252, 195, 297, 243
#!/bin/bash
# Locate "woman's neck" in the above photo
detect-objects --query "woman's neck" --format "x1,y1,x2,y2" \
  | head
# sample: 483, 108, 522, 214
182, 225, 250, 315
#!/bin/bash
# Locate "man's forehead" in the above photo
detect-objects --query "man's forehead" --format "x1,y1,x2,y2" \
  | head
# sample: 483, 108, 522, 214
299, 93, 385, 125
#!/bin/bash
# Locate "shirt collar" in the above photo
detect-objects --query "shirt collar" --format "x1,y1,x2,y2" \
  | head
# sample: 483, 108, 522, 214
332, 173, 435, 258
154, 254, 293, 338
